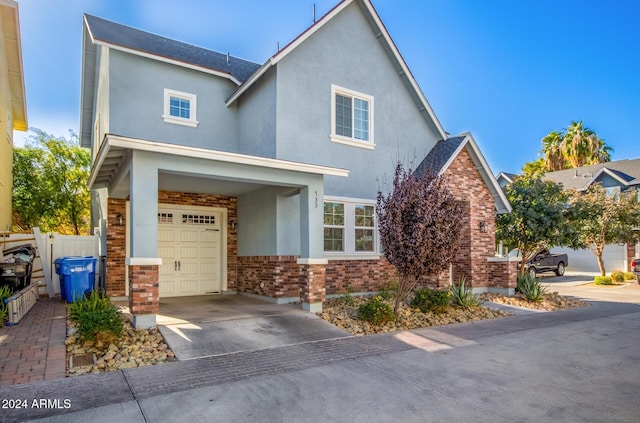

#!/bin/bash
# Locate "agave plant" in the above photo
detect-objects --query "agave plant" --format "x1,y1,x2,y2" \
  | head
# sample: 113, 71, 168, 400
450, 277, 484, 309
516, 273, 548, 302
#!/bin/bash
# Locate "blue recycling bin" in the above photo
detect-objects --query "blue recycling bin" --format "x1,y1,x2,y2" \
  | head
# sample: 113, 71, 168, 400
53, 256, 97, 303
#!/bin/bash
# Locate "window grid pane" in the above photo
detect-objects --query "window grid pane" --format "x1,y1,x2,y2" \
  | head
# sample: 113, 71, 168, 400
324, 202, 345, 252
335, 94, 352, 137
354, 204, 374, 252
169, 96, 190, 119
353, 98, 369, 141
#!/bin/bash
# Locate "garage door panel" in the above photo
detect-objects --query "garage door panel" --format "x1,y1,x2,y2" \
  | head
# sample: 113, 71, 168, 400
158, 207, 223, 297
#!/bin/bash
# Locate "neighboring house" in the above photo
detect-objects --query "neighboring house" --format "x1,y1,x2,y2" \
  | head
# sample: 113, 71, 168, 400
496, 159, 640, 272
544, 158, 640, 272
496, 172, 517, 189
0, 0, 27, 232
80, 0, 513, 328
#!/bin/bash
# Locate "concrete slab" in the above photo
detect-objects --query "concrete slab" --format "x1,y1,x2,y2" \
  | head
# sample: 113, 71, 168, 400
26, 401, 145, 423
155, 295, 350, 360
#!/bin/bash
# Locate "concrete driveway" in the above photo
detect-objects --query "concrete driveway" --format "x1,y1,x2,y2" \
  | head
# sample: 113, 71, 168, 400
155, 295, 350, 360
540, 272, 640, 304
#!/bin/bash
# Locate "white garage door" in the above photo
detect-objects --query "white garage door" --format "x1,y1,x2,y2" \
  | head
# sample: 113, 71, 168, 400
550, 244, 626, 274
157, 206, 224, 297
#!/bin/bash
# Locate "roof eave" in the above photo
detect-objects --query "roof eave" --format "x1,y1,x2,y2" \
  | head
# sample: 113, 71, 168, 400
2, 0, 27, 131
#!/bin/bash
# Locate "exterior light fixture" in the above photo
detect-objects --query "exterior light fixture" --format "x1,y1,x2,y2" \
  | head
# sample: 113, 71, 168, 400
115, 214, 124, 226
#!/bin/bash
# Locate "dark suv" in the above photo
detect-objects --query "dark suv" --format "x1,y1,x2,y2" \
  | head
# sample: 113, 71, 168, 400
632, 258, 640, 283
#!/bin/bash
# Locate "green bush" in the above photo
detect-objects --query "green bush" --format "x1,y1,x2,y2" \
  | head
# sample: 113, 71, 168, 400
516, 273, 548, 302
623, 272, 636, 281
0, 286, 13, 324
611, 270, 625, 282
450, 277, 483, 309
410, 287, 449, 313
357, 296, 395, 324
378, 280, 398, 300
594, 276, 613, 285
68, 290, 123, 341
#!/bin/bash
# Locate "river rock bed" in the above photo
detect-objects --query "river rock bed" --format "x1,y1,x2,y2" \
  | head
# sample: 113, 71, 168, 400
65, 317, 174, 376
318, 296, 512, 335
480, 291, 588, 311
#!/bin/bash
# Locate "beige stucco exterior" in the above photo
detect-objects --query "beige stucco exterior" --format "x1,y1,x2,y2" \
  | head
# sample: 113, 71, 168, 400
0, 0, 27, 231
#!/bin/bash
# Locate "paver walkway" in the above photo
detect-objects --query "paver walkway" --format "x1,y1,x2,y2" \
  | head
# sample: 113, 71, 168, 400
0, 299, 66, 386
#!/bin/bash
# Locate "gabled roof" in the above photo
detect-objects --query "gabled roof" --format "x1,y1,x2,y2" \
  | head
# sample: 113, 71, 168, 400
224, 0, 447, 140
83, 14, 261, 84
496, 172, 517, 185
544, 158, 640, 191
1, 0, 27, 131
415, 133, 512, 214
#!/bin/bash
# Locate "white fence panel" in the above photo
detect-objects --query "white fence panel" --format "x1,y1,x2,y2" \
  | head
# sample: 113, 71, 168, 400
51, 234, 100, 295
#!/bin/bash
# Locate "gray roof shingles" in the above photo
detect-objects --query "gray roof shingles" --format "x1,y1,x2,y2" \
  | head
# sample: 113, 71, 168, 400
414, 136, 466, 178
544, 158, 640, 190
84, 14, 261, 83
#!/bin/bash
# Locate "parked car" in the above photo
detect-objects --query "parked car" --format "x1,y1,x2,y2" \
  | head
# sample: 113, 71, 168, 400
509, 248, 569, 278
632, 258, 640, 283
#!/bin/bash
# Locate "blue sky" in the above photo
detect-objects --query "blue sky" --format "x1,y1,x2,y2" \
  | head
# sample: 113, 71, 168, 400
14, 0, 640, 174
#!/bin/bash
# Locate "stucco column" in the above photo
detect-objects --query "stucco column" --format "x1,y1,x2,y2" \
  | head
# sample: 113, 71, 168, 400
298, 180, 326, 312
128, 151, 161, 328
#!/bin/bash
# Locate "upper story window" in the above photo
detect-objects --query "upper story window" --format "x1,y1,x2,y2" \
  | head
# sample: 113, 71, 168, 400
163, 89, 198, 127
330, 85, 374, 149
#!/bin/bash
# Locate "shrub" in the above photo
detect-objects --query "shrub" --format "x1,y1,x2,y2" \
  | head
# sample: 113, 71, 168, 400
611, 270, 625, 282
516, 273, 548, 302
410, 287, 449, 313
357, 296, 395, 324
68, 290, 123, 341
594, 276, 613, 285
450, 277, 483, 309
341, 285, 355, 307
623, 272, 636, 281
0, 286, 13, 324
378, 280, 398, 300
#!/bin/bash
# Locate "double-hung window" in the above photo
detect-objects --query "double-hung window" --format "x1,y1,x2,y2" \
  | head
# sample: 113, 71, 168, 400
324, 199, 378, 256
331, 85, 374, 149
163, 89, 198, 127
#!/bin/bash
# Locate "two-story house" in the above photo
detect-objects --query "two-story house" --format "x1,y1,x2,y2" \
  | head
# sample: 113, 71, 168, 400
0, 0, 27, 232
81, 0, 513, 328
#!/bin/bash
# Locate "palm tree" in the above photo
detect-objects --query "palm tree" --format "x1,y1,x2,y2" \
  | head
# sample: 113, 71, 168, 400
561, 121, 612, 168
541, 130, 566, 171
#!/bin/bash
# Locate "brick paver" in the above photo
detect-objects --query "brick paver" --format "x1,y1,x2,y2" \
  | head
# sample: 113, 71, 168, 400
0, 299, 66, 386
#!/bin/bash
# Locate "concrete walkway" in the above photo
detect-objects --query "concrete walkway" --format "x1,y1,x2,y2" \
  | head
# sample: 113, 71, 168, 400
1, 299, 638, 422
0, 299, 66, 386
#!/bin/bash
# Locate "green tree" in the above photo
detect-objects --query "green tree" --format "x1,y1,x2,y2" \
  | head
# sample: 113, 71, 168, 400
568, 185, 640, 276
12, 128, 91, 235
496, 176, 580, 275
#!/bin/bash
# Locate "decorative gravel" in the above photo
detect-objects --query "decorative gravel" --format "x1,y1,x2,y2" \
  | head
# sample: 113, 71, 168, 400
480, 291, 589, 311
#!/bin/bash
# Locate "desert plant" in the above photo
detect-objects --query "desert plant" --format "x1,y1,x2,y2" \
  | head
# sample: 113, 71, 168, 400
357, 296, 395, 324
341, 285, 355, 307
594, 276, 613, 285
450, 277, 483, 309
68, 290, 123, 341
378, 280, 398, 300
410, 287, 449, 313
516, 273, 548, 302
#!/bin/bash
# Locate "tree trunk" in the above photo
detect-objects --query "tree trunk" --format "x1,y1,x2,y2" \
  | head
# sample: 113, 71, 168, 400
596, 253, 606, 276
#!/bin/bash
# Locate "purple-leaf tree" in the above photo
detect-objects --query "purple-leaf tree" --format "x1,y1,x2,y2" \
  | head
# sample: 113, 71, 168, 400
376, 162, 463, 314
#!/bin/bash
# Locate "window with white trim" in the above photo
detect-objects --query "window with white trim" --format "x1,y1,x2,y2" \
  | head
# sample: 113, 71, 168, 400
330, 85, 374, 148
323, 202, 344, 252
163, 89, 198, 127
324, 199, 378, 255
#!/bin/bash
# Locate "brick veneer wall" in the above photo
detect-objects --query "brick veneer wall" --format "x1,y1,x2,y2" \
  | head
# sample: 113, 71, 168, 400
626, 242, 637, 272
128, 265, 159, 315
105, 191, 238, 297
442, 147, 497, 288
299, 264, 326, 305
106, 198, 126, 296
237, 256, 300, 298
487, 259, 518, 290
325, 258, 396, 295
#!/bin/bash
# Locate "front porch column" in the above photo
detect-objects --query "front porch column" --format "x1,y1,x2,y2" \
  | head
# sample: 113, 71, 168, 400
128, 152, 161, 328
298, 182, 327, 312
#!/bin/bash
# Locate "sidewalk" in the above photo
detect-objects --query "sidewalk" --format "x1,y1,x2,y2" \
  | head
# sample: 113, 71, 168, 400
0, 299, 66, 386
